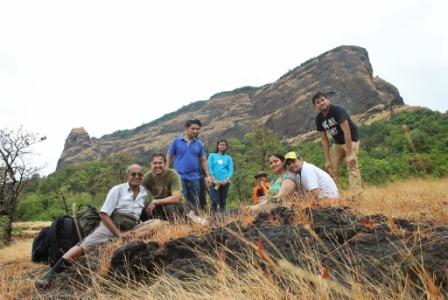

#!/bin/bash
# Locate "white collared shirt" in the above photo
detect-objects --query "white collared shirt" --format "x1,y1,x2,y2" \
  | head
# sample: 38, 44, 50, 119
100, 182, 147, 219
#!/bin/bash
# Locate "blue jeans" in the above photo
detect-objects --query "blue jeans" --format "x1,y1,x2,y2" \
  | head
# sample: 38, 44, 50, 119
181, 179, 201, 211
210, 183, 230, 213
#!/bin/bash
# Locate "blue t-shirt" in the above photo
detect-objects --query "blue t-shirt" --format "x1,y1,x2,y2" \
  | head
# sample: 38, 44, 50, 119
167, 135, 207, 180
208, 153, 233, 181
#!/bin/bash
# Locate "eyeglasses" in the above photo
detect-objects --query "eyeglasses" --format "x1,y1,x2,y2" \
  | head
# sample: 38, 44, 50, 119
130, 172, 144, 178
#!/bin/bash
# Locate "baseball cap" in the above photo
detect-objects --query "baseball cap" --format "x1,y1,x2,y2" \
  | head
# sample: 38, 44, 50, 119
284, 151, 300, 160
254, 171, 268, 179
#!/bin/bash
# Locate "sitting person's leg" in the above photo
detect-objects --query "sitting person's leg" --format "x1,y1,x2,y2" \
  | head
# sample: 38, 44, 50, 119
131, 219, 165, 239
36, 222, 115, 288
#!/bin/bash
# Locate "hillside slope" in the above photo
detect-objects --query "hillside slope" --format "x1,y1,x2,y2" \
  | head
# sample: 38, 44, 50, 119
57, 45, 403, 168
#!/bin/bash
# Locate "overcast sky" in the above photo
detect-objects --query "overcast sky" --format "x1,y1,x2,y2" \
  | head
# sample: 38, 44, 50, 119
1, 0, 447, 175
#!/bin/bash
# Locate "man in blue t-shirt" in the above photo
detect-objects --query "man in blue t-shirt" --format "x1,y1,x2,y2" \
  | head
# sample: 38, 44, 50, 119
312, 92, 363, 198
166, 119, 212, 211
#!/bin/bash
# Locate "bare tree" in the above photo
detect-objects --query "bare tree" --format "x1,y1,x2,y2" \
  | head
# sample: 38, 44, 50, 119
0, 127, 45, 245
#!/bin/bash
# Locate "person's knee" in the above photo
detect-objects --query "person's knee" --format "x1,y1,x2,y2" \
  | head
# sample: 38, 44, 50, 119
63, 245, 84, 262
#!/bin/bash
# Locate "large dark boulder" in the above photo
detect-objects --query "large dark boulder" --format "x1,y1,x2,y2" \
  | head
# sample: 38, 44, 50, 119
108, 207, 448, 293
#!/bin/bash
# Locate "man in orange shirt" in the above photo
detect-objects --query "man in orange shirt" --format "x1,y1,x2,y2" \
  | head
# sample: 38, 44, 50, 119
252, 171, 271, 204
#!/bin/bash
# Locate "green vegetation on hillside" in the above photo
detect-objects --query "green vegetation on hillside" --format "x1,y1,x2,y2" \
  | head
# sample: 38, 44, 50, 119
16, 152, 139, 220
102, 100, 207, 138
210, 86, 259, 99
102, 86, 261, 139
17, 108, 448, 220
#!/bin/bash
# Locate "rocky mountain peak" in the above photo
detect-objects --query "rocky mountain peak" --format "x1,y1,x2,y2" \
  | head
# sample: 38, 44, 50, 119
57, 45, 404, 168
57, 127, 98, 168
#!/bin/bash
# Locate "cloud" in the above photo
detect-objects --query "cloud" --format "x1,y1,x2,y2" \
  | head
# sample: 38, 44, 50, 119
0, 0, 446, 175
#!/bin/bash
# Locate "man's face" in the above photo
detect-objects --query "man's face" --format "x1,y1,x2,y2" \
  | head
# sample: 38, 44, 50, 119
126, 166, 144, 186
185, 124, 201, 139
151, 156, 166, 176
314, 96, 330, 113
286, 159, 300, 174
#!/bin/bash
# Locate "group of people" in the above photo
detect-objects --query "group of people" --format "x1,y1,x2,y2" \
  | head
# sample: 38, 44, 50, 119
36, 92, 362, 288
252, 92, 362, 203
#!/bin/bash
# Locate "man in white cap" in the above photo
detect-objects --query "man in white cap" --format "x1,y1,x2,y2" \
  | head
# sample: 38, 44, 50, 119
282, 151, 339, 200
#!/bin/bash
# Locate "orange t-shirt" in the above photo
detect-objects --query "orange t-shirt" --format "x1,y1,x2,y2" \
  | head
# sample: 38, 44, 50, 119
252, 182, 271, 204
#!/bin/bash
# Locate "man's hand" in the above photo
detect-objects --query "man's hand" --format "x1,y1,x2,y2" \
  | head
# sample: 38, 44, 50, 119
205, 176, 213, 188
346, 154, 356, 168
146, 202, 157, 216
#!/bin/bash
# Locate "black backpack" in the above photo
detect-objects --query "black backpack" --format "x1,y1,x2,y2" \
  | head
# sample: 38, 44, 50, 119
31, 205, 101, 266
48, 216, 80, 266
31, 226, 51, 263
32, 216, 79, 266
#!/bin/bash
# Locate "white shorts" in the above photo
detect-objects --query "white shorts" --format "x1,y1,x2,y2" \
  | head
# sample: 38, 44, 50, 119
80, 220, 158, 251
80, 222, 116, 250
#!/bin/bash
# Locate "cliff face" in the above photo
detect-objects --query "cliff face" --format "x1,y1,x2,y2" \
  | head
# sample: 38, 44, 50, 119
57, 45, 403, 168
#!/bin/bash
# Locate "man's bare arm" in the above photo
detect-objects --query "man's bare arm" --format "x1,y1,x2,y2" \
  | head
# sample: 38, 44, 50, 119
99, 212, 120, 236
320, 132, 332, 170
146, 191, 182, 216
277, 179, 296, 199
166, 154, 173, 168
153, 191, 181, 205
339, 120, 353, 156
306, 188, 321, 200
339, 120, 355, 167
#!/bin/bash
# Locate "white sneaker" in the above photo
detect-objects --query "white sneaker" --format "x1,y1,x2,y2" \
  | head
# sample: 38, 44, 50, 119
187, 210, 209, 226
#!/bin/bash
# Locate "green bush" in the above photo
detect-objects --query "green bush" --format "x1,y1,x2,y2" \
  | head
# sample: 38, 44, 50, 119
15, 108, 448, 220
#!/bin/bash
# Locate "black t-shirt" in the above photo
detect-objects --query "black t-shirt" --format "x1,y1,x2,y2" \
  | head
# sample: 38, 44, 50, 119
315, 104, 359, 144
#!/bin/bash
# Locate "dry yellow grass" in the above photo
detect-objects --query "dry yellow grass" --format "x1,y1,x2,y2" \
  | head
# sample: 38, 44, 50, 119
12, 221, 51, 239
348, 178, 448, 224
1, 177, 447, 299
0, 239, 34, 263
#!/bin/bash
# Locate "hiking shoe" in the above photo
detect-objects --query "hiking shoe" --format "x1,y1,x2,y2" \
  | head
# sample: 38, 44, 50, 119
187, 210, 209, 226
35, 269, 57, 289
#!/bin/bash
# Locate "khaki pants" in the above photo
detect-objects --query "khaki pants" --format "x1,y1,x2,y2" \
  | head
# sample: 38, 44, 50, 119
329, 141, 363, 195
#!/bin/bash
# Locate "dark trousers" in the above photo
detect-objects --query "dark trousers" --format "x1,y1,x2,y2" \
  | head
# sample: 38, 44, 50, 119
210, 183, 230, 213
152, 203, 185, 222
181, 179, 201, 211
199, 176, 207, 210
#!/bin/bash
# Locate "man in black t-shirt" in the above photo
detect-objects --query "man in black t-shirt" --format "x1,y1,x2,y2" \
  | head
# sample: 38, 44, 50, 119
312, 92, 362, 198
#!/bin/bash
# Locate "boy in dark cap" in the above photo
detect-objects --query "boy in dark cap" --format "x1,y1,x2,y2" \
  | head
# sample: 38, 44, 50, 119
252, 171, 270, 204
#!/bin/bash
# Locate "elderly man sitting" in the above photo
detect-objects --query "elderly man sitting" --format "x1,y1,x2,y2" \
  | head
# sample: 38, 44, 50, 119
36, 164, 158, 289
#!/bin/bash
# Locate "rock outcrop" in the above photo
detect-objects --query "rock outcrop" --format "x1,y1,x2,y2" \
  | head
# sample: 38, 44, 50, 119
107, 207, 447, 294
40, 206, 448, 297
57, 45, 404, 168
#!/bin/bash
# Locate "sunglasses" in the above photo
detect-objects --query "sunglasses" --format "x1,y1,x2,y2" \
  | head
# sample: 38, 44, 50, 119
130, 172, 144, 178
